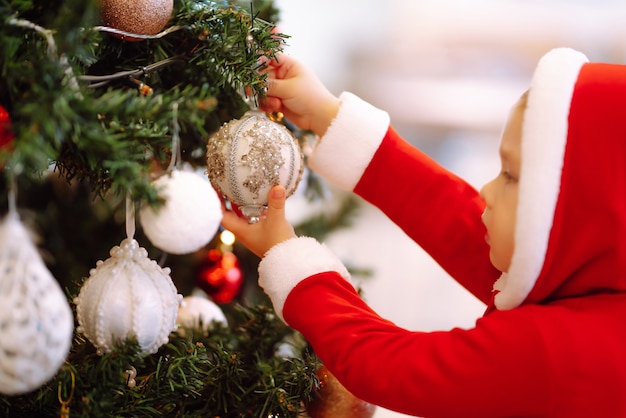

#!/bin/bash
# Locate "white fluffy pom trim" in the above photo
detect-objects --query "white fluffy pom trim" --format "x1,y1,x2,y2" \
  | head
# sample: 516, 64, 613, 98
308, 92, 390, 191
258, 236, 352, 322
494, 48, 588, 310
139, 170, 223, 255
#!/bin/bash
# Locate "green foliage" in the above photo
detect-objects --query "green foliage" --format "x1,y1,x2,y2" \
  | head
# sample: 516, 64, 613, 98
0, 1, 366, 416
295, 191, 361, 242
0, 0, 287, 202
0, 305, 321, 417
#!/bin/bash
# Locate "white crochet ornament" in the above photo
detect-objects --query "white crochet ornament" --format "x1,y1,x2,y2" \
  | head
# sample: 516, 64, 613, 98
139, 170, 222, 254
206, 110, 304, 223
0, 215, 73, 395
74, 237, 182, 355
176, 295, 227, 337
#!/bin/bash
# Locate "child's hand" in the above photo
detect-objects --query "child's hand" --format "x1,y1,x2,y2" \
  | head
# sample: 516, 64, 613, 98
220, 186, 297, 258
259, 54, 341, 137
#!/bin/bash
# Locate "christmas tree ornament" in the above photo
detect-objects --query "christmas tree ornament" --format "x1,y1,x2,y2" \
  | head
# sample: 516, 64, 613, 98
139, 170, 222, 255
74, 197, 182, 355
306, 365, 376, 418
124, 366, 137, 388
176, 295, 228, 337
206, 109, 304, 223
0, 214, 73, 395
0, 105, 14, 149
57, 369, 75, 416
100, 0, 174, 41
196, 249, 243, 304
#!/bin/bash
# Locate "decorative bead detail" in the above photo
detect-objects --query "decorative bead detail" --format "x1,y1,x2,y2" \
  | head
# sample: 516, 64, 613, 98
206, 110, 304, 222
74, 238, 182, 355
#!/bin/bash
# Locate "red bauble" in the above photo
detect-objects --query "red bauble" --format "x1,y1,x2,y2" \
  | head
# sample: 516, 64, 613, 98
196, 249, 243, 304
306, 365, 376, 418
0, 105, 14, 150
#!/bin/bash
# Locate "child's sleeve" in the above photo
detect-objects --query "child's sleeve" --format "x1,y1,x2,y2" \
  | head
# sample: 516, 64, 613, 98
273, 271, 550, 417
308, 92, 499, 303
258, 245, 548, 416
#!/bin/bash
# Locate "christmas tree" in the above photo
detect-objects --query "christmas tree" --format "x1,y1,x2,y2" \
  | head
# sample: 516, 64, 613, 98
0, 0, 365, 416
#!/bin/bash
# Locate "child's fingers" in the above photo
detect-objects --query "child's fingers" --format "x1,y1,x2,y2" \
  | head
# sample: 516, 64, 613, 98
259, 95, 282, 113
220, 207, 250, 236
266, 186, 287, 222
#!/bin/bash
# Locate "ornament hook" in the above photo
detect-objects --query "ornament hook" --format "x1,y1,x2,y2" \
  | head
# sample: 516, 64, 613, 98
124, 366, 138, 388
166, 102, 182, 173
57, 367, 75, 418
126, 193, 136, 239
6, 164, 20, 220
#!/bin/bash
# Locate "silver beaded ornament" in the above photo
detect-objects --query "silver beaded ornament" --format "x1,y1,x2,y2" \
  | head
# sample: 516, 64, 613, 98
206, 110, 304, 223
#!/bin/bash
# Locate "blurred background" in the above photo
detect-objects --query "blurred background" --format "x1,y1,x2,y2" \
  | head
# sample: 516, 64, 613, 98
273, 1, 626, 416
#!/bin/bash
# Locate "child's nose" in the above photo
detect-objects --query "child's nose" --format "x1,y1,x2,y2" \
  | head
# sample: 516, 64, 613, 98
479, 179, 494, 204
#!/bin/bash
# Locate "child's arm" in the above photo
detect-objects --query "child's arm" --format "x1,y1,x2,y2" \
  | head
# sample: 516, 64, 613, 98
235, 55, 499, 301
305, 91, 499, 302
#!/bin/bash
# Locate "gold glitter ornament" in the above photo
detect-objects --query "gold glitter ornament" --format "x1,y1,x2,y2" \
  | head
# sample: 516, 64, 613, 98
206, 110, 304, 223
100, 0, 173, 41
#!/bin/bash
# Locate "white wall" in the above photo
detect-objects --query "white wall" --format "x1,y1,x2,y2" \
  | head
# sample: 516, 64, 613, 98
276, 2, 626, 417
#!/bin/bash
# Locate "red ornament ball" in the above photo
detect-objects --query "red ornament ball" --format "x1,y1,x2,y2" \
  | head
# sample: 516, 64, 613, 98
100, 0, 173, 41
0, 105, 14, 150
196, 249, 243, 304
306, 365, 377, 418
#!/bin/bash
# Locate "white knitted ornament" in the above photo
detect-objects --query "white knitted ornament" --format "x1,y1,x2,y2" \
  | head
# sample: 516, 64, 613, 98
206, 110, 304, 223
139, 170, 222, 254
176, 295, 227, 337
74, 237, 182, 355
0, 215, 73, 395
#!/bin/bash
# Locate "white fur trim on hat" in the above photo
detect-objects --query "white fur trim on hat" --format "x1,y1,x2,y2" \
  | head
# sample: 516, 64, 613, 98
308, 92, 390, 191
493, 48, 588, 310
258, 236, 352, 322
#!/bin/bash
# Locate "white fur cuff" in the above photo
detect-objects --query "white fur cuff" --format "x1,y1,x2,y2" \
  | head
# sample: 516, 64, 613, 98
258, 236, 351, 322
308, 92, 390, 191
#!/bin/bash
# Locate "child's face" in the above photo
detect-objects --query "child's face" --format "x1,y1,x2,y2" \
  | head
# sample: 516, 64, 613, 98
480, 93, 526, 272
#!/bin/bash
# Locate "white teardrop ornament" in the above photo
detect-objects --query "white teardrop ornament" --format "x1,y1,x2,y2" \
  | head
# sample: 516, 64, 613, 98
206, 110, 304, 223
0, 215, 73, 395
74, 237, 182, 355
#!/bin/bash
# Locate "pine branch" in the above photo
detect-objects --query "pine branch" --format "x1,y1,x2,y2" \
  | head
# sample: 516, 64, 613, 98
0, 304, 320, 417
0, 2, 341, 417
1, 0, 287, 202
295, 190, 363, 242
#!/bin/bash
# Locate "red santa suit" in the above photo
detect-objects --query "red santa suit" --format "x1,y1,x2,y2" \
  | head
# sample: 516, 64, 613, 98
258, 48, 626, 417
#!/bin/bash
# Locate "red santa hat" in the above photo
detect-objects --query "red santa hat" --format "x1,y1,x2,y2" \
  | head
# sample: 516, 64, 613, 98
494, 48, 626, 309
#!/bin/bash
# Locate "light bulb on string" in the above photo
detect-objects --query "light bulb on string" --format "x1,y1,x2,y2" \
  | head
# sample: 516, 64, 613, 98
220, 229, 236, 247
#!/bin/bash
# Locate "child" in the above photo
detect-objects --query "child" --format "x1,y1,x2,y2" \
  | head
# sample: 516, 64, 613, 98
220, 48, 626, 417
